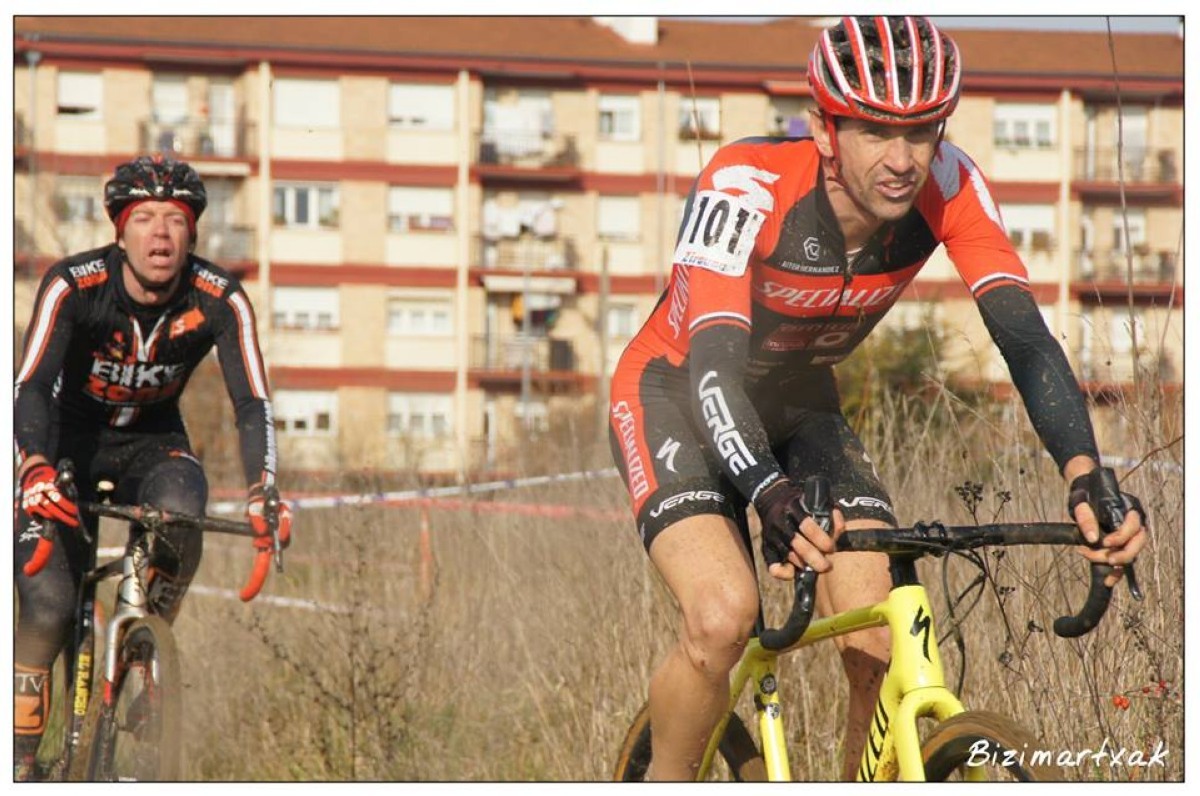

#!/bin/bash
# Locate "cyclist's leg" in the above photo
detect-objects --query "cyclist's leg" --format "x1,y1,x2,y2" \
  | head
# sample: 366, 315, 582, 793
114, 434, 208, 623
646, 511, 758, 780
610, 350, 755, 781
783, 409, 897, 781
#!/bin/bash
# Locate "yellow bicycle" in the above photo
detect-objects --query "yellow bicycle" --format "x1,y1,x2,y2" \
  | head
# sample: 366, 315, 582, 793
613, 473, 1140, 782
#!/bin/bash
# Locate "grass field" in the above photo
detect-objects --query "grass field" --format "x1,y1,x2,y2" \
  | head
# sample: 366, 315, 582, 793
147, 380, 1183, 782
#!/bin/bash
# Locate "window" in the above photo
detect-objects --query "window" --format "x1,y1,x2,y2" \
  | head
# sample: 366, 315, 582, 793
387, 392, 454, 439
1110, 310, 1145, 355
1111, 208, 1147, 252
678, 97, 720, 140
607, 303, 640, 338
273, 183, 339, 228
515, 400, 550, 434
274, 78, 340, 129
54, 176, 103, 222
57, 71, 103, 119
993, 103, 1056, 149
272, 390, 336, 435
598, 195, 641, 242
1000, 204, 1056, 252
388, 83, 454, 130
387, 297, 453, 336
388, 186, 455, 233
598, 94, 641, 142
152, 75, 189, 125
272, 287, 340, 330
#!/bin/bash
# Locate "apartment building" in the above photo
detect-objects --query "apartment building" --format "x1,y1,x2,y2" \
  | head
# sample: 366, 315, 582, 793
12, 16, 1183, 476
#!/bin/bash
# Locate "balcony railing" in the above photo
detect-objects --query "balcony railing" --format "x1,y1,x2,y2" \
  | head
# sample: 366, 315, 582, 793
469, 335, 576, 373
1074, 147, 1180, 183
139, 117, 255, 159
1075, 248, 1177, 283
477, 130, 580, 169
202, 225, 256, 262
475, 235, 579, 271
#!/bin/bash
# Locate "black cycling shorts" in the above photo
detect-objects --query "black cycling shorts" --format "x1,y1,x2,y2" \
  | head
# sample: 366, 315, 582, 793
609, 353, 896, 552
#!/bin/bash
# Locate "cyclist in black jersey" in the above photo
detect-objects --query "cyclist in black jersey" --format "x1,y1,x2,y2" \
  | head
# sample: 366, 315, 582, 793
608, 16, 1147, 780
13, 155, 294, 780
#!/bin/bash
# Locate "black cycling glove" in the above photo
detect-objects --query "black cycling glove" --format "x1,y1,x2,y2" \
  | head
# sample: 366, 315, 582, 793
1067, 467, 1146, 533
754, 478, 832, 569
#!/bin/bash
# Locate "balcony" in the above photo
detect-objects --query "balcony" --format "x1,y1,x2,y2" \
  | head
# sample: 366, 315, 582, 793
203, 225, 256, 263
475, 235, 579, 272
477, 130, 580, 173
1076, 248, 1177, 284
470, 334, 576, 375
1073, 147, 1180, 200
139, 117, 255, 160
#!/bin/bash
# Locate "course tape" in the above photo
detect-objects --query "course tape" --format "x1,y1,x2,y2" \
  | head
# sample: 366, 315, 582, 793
206, 466, 621, 515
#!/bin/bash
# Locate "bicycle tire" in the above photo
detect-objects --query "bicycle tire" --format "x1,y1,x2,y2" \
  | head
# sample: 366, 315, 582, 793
920, 710, 1063, 781
85, 617, 184, 781
612, 700, 767, 781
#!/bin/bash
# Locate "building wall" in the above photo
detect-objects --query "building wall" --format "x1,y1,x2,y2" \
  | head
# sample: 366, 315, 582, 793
11, 25, 1183, 478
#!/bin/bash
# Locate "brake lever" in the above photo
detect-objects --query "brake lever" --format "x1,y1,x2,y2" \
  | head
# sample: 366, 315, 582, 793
55, 460, 92, 545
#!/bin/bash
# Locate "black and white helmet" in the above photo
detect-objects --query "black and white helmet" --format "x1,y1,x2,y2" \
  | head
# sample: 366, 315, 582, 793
104, 155, 207, 226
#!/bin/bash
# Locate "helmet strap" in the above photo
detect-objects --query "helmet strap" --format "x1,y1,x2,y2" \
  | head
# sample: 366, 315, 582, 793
823, 115, 845, 184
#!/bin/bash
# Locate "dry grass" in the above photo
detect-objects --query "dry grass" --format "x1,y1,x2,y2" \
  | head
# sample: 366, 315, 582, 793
159, 379, 1181, 782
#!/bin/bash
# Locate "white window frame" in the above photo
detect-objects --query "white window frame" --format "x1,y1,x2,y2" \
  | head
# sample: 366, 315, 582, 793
597, 195, 641, 242
388, 186, 455, 233
514, 399, 550, 434
387, 392, 454, 439
57, 71, 103, 120
151, 74, 189, 125
999, 203, 1056, 253
386, 296, 454, 336
272, 390, 337, 436
598, 94, 641, 142
678, 97, 720, 140
54, 176, 104, 222
273, 182, 339, 229
272, 287, 340, 331
274, 78, 340, 129
993, 103, 1056, 149
607, 303, 640, 338
388, 83, 455, 130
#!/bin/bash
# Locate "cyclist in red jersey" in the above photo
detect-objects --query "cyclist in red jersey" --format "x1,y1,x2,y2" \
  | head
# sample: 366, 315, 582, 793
13, 156, 294, 780
608, 16, 1147, 780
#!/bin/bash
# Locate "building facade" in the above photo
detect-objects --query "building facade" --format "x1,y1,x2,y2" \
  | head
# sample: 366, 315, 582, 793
12, 16, 1184, 477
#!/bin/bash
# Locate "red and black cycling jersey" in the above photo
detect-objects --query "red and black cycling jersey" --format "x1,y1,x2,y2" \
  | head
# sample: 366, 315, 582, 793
14, 244, 277, 489
614, 136, 1098, 509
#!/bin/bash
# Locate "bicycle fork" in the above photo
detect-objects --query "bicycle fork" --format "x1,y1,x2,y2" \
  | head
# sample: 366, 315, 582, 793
699, 643, 790, 781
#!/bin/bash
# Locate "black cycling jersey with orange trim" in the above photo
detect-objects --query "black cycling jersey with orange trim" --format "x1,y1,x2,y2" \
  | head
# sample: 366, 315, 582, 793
616, 137, 1098, 508
14, 244, 278, 489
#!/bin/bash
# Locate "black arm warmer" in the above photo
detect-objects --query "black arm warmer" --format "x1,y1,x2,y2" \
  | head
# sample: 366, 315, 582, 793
975, 285, 1100, 471
689, 323, 787, 503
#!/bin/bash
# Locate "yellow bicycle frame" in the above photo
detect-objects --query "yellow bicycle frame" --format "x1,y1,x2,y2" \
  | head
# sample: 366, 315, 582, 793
699, 583, 982, 782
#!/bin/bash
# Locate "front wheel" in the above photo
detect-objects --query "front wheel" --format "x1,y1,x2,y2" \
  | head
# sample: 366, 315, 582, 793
612, 701, 766, 781
921, 710, 1063, 781
86, 617, 184, 781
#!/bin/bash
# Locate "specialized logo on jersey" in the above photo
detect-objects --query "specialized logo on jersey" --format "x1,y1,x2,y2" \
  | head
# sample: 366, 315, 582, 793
648, 489, 726, 519
756, 279, 911, 315
930, 143, 1004, 231
192, 266, 229, 298
169, 307, 206, 339
675, 190, 766, 277
68, 258, 108, 290
86, 360, 188, 406
666, 264, 691, 339
612, 401, 650, 500
697, 372, 756, 476
656, 437, 682, 474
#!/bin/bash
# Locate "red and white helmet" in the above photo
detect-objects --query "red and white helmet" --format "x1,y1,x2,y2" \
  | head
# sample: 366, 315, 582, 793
808, 16, 962, 125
